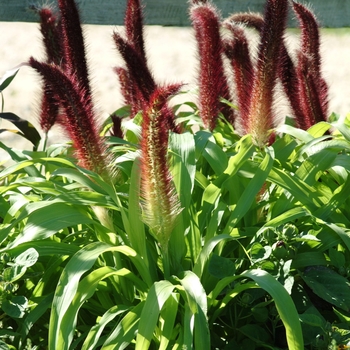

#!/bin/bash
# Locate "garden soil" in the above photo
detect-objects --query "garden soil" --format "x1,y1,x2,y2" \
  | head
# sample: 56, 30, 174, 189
1, 22, 350, 162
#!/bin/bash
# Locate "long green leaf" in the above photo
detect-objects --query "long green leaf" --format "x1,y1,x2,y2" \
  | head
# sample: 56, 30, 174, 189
267, 166, 325, 210
198, 135, 255, 233
136, 281, 177, 349
58, 266, 146, 349
169, 131, 196, 205
195, 131, 227, 175
0, 157, 75, 179
102, 302, 144, 350
82, 305, 130, 350
241, 270, 304, 350
223, 146, 274, 232
295, 148, 338, 186
127, 158, 146, 253
49, 242, 150, 350
208, 269, 304, 349
261, 207, 311, 230
193, 234, 232, 278
0, 201, 94, 249
159, 293, 179, 350
0, 66, 19, 91
176, 271, 210, 350
315, 175, 350, 221
10, 202, 94, 248
5, 241, 79, 257
168, 132, 196, 268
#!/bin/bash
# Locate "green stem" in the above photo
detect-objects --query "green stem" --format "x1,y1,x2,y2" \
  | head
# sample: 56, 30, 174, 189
162, 246, 171, 280
39, 132, 49, 174
41, 132, 49, 152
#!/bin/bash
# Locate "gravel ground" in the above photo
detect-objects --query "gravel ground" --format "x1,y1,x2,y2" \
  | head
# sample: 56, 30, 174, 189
1, 22, 350, 161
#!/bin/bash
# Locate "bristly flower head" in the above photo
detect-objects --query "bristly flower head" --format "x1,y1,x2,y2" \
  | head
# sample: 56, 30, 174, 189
113, 0, 157, 116
114, 0, 181, 132
226, 12, 265, 31
125, 0, 146, 58
36, 6, 63, 66
292, 1, 329, 127
58, 0, 91, 94
29, 58, 111, 178
30, 0, 113, 180
34, 5, 63, 133
113, 32, 156, 106
228, 11, 306, 130
243, 0, 288, 146
140, 84, 182, 250
223, 22, 254, 134
190, 2, 232, 131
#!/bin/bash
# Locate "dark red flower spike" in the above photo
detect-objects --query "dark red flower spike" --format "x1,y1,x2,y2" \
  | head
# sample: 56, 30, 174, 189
190, 2, 232, 130
35, 6, 63, 132
113, 32, 156, 106
293, 1, 329, 127
223, 22, 254, 132
29, 58, 110, 178
58, 0, 91, 96
244, 0, 288, 146
125, 0, 146, 58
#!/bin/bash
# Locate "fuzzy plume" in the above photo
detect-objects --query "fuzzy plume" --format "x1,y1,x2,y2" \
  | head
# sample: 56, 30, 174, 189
140, 84, 182, 249
29, 58, 110, 177
35, 6, 63, 132
30, 0, 113, 179
292, 1, 329, 127
113, 0, 181, 132
190, 2, 232, 130
113, 32, 156, 107
37, 7, 63, 65
113, 0, 157, 117
244, 0, 288, 146
58, 0, 91, 94
125, 0, 146, 58
114, 66, 144, 115
226, 12, 265, 31
223, 22, 254, 132
227, 11, 306, 130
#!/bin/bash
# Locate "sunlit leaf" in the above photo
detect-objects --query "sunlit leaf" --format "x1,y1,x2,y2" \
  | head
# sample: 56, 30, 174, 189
0, 112, 41, 149
0, 66, 20, 92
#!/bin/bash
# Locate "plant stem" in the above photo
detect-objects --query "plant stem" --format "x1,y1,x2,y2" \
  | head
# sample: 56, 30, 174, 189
162, 246, 171, 280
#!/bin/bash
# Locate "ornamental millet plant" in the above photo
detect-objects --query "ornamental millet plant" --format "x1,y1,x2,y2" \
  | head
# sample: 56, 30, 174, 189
190, 0, 290, 145
28, 0, 331, 241
190, 1, 233, 131
292, 1, 329, 128
29, 0, 111, 180
140, 84, 183, 274
240, 0, 288, 147
113, 0, 181, 133
192, 0, 329, 143
228, 2, 329, 131
113, 0, 183, 267
34, 6, 63, 133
